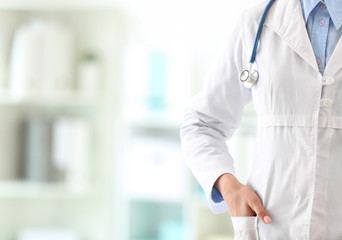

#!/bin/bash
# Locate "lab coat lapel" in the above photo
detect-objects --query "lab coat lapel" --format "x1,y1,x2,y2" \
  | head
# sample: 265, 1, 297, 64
324, 35, 342, 76
264, 0, 320, 73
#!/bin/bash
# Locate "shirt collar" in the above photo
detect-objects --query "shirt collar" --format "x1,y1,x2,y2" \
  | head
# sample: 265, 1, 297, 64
299, 0, 342, 30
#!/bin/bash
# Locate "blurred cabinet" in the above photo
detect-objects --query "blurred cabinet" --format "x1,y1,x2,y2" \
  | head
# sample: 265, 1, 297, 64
118, 102, 257, 240
117, 116, 187, 240
0, 2, 124, 240
118, 25, 192, 237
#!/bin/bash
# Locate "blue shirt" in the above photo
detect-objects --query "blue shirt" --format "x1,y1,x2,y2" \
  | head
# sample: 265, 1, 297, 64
299, 0, 342, 74
211, 0, 342, 204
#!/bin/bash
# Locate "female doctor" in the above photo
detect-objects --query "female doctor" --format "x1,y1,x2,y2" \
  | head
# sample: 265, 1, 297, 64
180, 0, 342, 239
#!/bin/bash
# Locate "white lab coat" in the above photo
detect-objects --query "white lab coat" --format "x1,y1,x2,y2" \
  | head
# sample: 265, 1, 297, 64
180, 0, 342, 238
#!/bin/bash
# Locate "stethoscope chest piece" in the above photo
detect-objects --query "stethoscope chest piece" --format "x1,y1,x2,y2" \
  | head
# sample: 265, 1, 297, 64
240, 70, 250, 82
240, 64, 259, 89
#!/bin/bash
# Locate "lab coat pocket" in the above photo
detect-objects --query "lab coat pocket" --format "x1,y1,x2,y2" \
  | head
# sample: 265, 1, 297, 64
231, 216, 258, 240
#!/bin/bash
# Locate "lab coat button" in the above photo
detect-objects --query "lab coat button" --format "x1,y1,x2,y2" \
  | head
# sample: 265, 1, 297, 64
321, 98, 333, 107
322, 76, 335, 85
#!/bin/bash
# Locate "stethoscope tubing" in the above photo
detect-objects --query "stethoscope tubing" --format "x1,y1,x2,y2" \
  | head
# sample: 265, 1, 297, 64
249, 0, 276, 64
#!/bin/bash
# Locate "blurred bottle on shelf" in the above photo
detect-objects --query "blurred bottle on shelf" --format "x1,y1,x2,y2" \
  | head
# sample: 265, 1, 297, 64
77, 52, 101, 99
121, 45, 166, 119
121, 44, 191, 121
9, 19, 74, 98
23, 116, 91, 188
52, 117, 91, 189
23, 116, 52, 182
148, 50, 167, 112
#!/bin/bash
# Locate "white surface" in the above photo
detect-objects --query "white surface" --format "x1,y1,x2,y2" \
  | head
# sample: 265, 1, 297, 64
0, 90, 103, 107
18, 229, 79, 240
125, 136, 185, 202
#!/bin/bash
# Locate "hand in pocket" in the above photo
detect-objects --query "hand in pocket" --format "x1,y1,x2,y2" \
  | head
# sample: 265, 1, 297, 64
215, 173, 272, 224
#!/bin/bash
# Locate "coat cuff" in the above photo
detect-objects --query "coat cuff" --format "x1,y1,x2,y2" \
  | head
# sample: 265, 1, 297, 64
205, 169, 237, 214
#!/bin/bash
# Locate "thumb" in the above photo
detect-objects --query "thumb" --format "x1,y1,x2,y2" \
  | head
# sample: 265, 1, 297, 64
248, 196, 272, 224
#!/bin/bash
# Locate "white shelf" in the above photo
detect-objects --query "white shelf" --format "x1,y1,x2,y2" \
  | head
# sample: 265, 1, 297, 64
128, 194, 185, 205
0, 0, 123, 11
0, 91, 105, 108
0, 181, 97, 198
124, 112, 182, 131
0, 3, 121, 240
127, 189, 185, 204
201, 235, 234, 240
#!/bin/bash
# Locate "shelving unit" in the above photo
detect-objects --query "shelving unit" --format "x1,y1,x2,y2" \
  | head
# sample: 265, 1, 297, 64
0, 1, 125, 239
0, 0, 259, 239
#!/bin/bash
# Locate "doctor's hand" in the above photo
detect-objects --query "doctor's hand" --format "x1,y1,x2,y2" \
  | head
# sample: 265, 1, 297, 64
215, 173, 272, 224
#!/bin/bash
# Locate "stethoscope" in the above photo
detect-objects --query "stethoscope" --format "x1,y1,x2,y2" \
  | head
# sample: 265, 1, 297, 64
240, 0, 276, 88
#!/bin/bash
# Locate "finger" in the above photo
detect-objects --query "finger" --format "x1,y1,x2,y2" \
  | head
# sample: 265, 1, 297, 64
248, 196, 272, 224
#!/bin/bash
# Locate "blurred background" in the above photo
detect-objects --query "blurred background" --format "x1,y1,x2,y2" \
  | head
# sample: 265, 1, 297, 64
0, 0, 259, 239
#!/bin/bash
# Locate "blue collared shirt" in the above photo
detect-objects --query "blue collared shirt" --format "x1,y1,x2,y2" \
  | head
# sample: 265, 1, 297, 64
299, 0, 342, 74
211, 0, 342, 204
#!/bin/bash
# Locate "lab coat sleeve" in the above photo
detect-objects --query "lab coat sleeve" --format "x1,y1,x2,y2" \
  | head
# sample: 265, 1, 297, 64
180, 14, 252, 214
